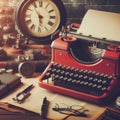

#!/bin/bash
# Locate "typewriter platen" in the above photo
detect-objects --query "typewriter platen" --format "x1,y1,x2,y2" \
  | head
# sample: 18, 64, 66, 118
39, 9, 120, 104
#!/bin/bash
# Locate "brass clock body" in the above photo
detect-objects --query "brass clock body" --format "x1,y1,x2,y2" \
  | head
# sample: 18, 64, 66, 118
16, 0, 66, 44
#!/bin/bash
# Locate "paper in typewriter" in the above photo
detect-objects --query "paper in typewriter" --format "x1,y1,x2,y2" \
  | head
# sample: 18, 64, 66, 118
77, 9, 120, 42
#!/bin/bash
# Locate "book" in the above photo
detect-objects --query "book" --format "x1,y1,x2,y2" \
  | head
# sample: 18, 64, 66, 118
0, 73, 21, 98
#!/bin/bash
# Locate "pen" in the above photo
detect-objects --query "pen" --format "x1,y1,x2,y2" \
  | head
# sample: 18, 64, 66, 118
41, 97, 49, 119
20, 84, 34, 94
12, 84, 34, 104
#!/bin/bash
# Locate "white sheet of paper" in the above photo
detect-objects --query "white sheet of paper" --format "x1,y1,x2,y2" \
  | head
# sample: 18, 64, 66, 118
77, 9, 120, 42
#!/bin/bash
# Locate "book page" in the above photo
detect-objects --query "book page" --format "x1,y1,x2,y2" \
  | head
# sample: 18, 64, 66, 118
77, 9, 120, 42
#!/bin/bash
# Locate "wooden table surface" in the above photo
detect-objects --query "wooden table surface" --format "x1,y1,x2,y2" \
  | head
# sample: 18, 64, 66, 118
0, 108, 42, 120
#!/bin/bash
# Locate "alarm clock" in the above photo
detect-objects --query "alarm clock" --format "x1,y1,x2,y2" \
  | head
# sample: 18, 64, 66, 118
15, 0, 66, 44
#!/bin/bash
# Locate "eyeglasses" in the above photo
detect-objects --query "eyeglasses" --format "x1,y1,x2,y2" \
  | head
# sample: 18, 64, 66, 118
52, 103, 89, 119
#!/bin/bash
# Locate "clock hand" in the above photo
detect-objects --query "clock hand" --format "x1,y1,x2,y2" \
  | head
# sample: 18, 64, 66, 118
39, 19, 43, 25
33, 7, 43, 19
36, 10, 43, 20
38, 14, 43, 19
33, 7, 43, 25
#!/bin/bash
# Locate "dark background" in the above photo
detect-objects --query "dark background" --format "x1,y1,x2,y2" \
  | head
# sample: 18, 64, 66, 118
1, 0, 120, 29
61, 0, 120, 24
1, 0, 120, 37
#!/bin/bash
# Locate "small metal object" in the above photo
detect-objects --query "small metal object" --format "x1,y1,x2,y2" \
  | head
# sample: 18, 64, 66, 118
18, 62, 35, 78
115, 96, 120, 109
12, 84, 34, 104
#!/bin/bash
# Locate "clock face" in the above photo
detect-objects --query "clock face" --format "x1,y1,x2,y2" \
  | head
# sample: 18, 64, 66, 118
16, 0, 66, 43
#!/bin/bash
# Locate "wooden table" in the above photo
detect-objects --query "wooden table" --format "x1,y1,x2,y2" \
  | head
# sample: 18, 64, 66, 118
0, 108, 42, 120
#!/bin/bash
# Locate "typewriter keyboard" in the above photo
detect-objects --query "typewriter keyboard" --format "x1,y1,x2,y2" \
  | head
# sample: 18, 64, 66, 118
43, 63, 113, 96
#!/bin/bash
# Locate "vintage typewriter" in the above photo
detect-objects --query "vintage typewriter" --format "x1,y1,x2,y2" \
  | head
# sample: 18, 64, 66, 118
39, 9, 120, 104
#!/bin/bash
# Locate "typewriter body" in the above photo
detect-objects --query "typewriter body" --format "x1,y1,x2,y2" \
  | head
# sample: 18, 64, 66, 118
39, 9, 120, 104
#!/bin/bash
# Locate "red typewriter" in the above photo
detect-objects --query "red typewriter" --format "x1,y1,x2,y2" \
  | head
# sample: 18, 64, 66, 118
39, 9, 120, 104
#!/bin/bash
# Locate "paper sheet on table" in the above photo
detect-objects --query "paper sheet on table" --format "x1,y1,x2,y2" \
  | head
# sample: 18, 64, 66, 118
0, 76, 106, 120
77, 9, 120, 42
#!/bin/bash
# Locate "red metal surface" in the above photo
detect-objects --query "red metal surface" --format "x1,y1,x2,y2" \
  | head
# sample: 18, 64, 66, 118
39, 37, 120, 104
